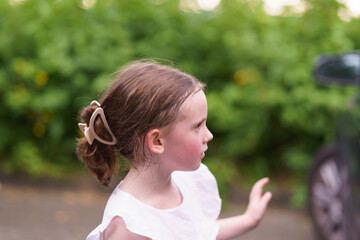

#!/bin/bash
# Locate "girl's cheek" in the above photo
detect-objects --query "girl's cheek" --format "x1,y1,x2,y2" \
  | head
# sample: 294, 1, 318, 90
188, 138, 202, 153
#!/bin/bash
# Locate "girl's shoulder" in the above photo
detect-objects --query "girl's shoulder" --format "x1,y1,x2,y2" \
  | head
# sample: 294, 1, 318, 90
103, 216, 149, 240
86, 185, 157, 240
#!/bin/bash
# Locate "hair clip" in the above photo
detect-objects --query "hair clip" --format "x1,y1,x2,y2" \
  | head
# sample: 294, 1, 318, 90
78, 101, 117, 145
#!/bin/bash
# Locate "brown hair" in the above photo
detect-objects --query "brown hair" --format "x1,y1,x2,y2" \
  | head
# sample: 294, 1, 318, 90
76, 60, 205, 186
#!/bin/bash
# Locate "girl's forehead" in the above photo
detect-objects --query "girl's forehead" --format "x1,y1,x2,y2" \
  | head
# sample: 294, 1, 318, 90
179, 90, 207, 117
161, 90, 207, 133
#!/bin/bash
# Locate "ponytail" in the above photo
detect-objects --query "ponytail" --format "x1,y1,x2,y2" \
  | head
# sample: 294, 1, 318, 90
76, 102, 118, 186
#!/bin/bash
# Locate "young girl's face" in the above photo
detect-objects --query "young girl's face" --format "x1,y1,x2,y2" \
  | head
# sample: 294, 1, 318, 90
161, 90, 213, 171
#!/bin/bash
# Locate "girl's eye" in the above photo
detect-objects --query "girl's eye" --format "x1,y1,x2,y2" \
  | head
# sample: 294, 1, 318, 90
195, 121, 203, 130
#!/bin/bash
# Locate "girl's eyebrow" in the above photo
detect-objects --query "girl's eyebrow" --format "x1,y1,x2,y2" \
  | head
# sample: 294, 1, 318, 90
197, 118, 207, 124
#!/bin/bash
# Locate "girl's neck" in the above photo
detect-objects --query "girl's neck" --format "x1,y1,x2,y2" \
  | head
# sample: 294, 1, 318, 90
119, 163, 182, 209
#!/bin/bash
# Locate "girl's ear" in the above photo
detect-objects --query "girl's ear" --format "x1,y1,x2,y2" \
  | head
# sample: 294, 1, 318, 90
145, 129, 164, 154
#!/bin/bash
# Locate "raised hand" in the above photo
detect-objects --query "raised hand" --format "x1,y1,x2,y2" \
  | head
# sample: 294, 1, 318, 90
216, 177, 272, 240
245, 177, 272, 227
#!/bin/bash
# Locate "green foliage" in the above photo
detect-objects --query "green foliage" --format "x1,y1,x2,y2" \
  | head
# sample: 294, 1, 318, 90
1, 0, 360, 205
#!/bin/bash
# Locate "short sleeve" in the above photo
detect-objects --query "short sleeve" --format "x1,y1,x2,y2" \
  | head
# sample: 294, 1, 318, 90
173, 163, 222, 220
191, 164, 222, 219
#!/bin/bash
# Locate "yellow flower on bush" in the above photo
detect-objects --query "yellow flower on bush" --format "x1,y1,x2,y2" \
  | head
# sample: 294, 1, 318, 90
35, 71, 48, 86
32, 122, 46, 138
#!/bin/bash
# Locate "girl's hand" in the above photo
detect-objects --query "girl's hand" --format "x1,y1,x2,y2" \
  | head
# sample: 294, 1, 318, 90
216, 178, 272, 240
244, 177, 272, 228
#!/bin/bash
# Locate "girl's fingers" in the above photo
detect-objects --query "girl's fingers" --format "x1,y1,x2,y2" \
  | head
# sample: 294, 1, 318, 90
250, 177, 270, 200
261, 191, 272, 206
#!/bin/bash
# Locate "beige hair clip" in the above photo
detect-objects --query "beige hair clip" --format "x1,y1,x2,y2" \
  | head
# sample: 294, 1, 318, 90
78, 101, 117, 145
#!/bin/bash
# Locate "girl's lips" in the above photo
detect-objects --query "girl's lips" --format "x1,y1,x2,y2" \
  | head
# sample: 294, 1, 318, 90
201, 147, 207, 158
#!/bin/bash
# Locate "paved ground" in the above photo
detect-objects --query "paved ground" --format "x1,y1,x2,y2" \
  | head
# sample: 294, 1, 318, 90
0, 174, 317, 240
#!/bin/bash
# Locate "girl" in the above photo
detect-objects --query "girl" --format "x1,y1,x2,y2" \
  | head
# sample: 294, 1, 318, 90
77, 60, 272, 240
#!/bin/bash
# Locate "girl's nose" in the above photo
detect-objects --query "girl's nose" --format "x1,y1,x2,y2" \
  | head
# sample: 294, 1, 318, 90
204, 127, 213, 143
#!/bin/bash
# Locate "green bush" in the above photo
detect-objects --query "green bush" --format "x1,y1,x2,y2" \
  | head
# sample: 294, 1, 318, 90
1, 0, 359, 204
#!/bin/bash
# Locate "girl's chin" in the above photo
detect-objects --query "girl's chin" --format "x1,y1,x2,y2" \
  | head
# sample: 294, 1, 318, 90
194, 160, 202, 170
179, 161, 201, 172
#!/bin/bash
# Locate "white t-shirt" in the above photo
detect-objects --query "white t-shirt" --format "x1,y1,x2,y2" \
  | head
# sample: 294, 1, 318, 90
86, 163, 222, 240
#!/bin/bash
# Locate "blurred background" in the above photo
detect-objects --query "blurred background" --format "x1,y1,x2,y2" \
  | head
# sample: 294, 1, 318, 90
1, 0, 360, 239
